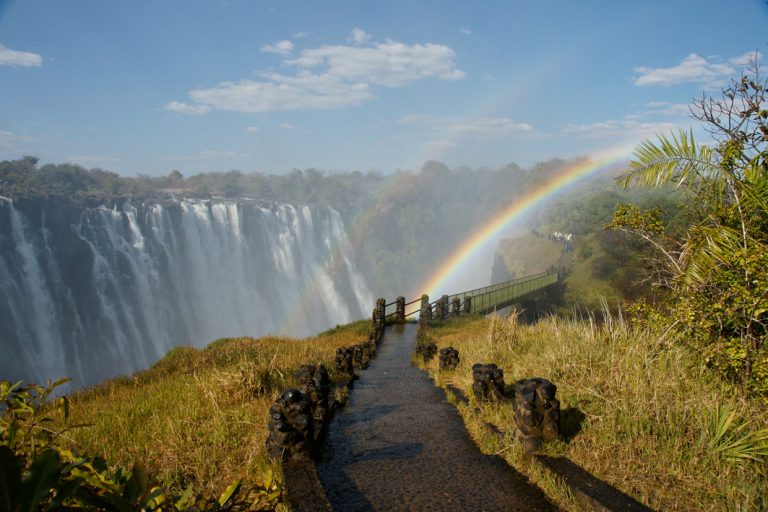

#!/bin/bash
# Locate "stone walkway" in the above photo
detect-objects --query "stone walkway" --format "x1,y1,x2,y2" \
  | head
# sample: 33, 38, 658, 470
316, 323, 558, 511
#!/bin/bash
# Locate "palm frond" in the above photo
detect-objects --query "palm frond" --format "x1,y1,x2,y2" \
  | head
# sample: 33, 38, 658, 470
680, 225, 746, 287
618, 129, 718, 190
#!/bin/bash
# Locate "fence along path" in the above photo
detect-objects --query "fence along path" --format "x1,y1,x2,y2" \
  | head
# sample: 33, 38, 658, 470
315, 323, 558, 511
384, 270, 560, 323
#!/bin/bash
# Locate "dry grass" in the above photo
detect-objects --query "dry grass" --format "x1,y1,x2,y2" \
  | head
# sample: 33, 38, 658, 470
421, 313, 768, 511
59, 320, 371, 500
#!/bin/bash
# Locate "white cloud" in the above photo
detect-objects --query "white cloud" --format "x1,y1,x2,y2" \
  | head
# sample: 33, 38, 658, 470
280, 122, 296, 130
399, 114, 532, 137
633, 53, 743, 87
562, 119, 679, 139
449, 117, 532, 135
459, 27, 471, 35
347, 28, 371, 46
0, 44, 43, 68
286, 40, 464, 86
730, 50, 762, 66
260, 40, 294, 55
66, 155, 121, 164
645, 101, 690, 117
0, 45, 42, 67
167, 34, 464, 114
399, 113, 431, 125
164, 101, 211, 114
188, 74, 373, 112
245, 126, 259, 133
0, 130, 32, 151
167, 150, 250, 162
292, 32, 307, 39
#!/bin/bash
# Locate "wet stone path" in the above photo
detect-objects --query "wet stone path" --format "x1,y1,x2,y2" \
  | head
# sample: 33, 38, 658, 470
316, 323, 558, 511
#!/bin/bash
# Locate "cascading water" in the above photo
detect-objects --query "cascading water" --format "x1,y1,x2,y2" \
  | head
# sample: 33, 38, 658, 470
0, 196, 373, 388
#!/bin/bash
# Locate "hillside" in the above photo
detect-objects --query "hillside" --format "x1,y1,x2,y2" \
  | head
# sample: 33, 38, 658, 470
1, 321, 371, 510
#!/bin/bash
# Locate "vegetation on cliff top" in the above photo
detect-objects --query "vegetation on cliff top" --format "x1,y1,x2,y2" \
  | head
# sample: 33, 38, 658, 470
1, 320, 370, 511
420, 314, 768, 511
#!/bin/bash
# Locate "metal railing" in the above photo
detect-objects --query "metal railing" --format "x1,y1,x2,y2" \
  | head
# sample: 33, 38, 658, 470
385, 270, 559, 322
448, 271, 558, 315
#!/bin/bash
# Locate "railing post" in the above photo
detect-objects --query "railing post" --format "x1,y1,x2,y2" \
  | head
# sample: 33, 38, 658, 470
419, 294, 431, 327
451, 298, 460, 317
376, 299, 387, 327
396, 296, 405, 324
464, 296, 472, 315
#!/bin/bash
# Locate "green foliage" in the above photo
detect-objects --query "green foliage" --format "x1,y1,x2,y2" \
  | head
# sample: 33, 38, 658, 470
0, 379, 284, 511
702, 403, 768, 465
614, 62, 768, 396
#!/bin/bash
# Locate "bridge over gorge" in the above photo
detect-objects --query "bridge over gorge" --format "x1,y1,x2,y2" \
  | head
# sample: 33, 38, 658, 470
381, 270, 561, 323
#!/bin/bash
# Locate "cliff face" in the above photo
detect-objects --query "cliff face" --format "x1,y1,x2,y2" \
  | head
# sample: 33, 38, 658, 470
0, 196, 372, 388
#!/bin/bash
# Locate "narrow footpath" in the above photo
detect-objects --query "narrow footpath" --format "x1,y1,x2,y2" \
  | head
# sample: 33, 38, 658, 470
316, 323, 558, 511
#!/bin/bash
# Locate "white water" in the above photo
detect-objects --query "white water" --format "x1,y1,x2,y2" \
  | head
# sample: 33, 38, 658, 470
0, 197, 373, 387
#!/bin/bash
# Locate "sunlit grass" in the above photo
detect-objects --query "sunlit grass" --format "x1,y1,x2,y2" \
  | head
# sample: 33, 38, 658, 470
421, 313, 768, 511
59, 320, 370, 500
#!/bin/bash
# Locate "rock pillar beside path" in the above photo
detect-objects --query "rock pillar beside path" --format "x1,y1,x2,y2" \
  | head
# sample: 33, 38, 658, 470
471, 363, 506, 401
396, 296, 406, 323
452, 298, 461, 317
512, 378, 560, 454
439, 346, 460, 370
419, 294, 432, 326
335, 347, 354, 378
266, 389, 314, 460
295, 365, 331, 442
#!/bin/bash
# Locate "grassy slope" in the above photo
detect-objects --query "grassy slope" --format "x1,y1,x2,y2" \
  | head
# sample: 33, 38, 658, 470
59, 320, 370, 500
419, 315, 768, 511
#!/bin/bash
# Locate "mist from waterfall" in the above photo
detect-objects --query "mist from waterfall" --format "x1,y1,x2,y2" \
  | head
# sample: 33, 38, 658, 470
0, 197, 373, 388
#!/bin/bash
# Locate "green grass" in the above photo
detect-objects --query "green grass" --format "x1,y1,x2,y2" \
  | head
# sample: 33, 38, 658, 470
57, 320, 370, 502
420, 313, 768, 511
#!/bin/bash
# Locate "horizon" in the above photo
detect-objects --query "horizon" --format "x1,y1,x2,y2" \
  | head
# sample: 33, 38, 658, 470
1, 0, 767, 176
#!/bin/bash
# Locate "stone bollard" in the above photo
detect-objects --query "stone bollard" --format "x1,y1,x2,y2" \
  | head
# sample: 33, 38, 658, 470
415, 341, 437, 363
512, 378, 560, 454
419, 294, 432, 327
471, 363, 506, 401
452, 298, 461, 317
266, 388, 314, 460
396, 296, 406, 323
352, 344, 368, 369
295, 365, 330, 442
360, 342, 373, 363
335, 347, 354, 378
441, 295, 450, 319
438, 346, 460, 370
367, 331, 379, 353
376, 298, 386, 326
463, 296, 472, 315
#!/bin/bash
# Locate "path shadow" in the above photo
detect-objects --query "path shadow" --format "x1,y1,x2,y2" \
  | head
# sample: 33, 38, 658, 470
535, 455, 654, 511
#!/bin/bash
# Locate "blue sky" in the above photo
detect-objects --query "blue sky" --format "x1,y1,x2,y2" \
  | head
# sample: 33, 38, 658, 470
0, 0, 766, 176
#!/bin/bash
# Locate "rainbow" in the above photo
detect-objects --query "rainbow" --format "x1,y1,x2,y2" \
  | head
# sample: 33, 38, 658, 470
418, 145, 633, 298
278, 145, 633, 333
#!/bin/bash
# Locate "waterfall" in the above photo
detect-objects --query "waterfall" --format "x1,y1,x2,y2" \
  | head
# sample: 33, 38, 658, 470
0, 197, 373, 388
